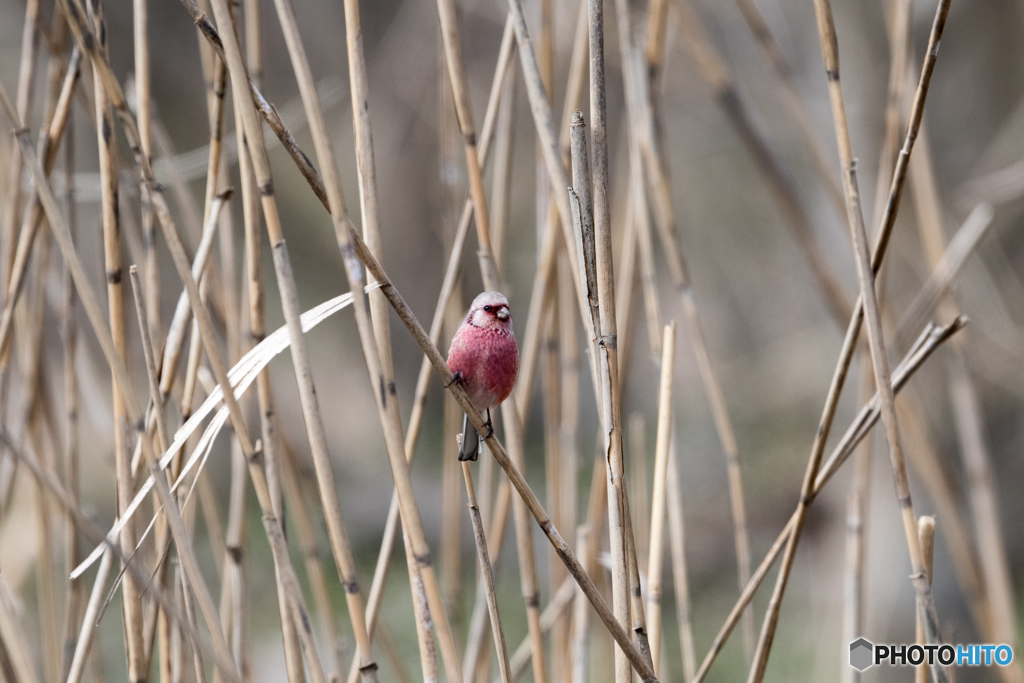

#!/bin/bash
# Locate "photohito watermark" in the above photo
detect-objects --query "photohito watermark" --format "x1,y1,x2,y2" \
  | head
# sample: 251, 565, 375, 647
849, 638, 1014, 671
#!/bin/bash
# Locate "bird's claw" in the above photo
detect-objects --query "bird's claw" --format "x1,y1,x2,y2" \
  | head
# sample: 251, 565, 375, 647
445, 371, 462, 388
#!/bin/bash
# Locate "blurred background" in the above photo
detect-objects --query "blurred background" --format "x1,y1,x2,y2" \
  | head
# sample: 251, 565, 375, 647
0, 0, 1022, 681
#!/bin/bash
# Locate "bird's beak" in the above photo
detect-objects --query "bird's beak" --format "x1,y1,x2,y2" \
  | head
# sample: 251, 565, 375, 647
496, 306, 509, 321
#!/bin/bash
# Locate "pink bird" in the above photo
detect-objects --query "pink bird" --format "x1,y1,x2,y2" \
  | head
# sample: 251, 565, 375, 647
446, 291, 520, 461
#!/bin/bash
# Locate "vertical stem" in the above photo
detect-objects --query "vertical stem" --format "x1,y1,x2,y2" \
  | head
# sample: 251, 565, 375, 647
915, 516, 936, 683
134, 0, 159, 352
60, 111, 83, 682
462, 462, 513, 683
646, 323, 676, 676
841, 366, 873, 683
87, 0, 145, 676
666, 437, 696, 682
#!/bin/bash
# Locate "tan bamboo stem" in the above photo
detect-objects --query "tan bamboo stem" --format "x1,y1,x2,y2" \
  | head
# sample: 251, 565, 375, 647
666, 435, 696, 682
742, 1, 954, 678
433, 3, 547, 679
60, 110, 84, 681
0, 27, 312, 683
346, 23, 518, 683
841, 365, 873, 683
910, 118, 1022, 683
1, 0, 40, 302
133, 0, 159, 353
85, 0, 145, 675
646, 323, 676, 675
692, 317, 965, 682
915, 516, 936, 683
463, 462, 513, 683
582, 9, 635, 671
207, 0, 384, 678
740, 2, 954, 680
347, 228, 660, 682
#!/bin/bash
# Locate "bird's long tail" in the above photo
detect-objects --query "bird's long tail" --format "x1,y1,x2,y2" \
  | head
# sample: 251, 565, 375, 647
459, 413, 480, 461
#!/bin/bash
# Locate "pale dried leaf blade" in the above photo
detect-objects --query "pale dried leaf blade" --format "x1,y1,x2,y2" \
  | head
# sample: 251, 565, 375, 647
71, 287, 374, 579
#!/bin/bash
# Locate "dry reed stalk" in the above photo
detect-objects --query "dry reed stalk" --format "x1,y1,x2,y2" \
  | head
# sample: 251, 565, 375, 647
129, 265, 246, 683
767, 1, 951, 679
614, 201, 640, 382
339, 0, 393, 406
908, 115, 1021, 683
266, 2, 472, 680
439, 56, 465, 637
672, 0, 852, 328
622, 4, 767, 658
433, 6, 548, 680
491, 60, 516, 271
535, 0, 554, 274
0, 422, 238, 681
896, 203, 994, 347
347, 27, 517, 683
897, 395, 990, 632
501, 577, 579, 682
557, 247, 580, 561
749, 165, 949, 682
503, 453, 615, 683
692, 317, 965, 682
505, 0, 586, 305
623, 487, 654, 670
156, 193, 228, 403
133, 0, 159, 353
916, 516, 936, 683
871, 0, 914, 234
841, 365, 873, 683
740, 1, 953, 678
462, 462, 513, 683
633, 163, 663, 365
666, 436, 696, 682
66, 549, 115, 683
0, 0, 39, 302
646, 323, 677, 676
543, 304, 569, 678
572, 73, 644, 682
571, 524, 591, 683
84, 1, 146, 676
348, 230, 660, 682
211, 8, 251, 677
60, 111, 84, 680
728, 0, 847, 215
442, 299, 465, 631
19, 231, 60, 683
13, 15, 319, 683
0, 47, 80, 423
204, 0, 388, 678
126, 266, 199, 673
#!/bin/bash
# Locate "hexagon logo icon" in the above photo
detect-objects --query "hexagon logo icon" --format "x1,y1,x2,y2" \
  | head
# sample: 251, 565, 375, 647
849, 638, 874, 671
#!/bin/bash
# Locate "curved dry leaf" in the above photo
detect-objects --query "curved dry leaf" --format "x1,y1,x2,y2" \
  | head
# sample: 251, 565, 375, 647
71, 287, 372, 579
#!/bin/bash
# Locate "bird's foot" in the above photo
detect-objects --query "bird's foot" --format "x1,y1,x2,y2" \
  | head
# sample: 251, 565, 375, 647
445, 371, 462, 388
482, 409, 494, 440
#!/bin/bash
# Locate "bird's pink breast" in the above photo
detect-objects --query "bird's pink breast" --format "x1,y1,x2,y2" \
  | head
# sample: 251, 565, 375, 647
447, 324, 519, 410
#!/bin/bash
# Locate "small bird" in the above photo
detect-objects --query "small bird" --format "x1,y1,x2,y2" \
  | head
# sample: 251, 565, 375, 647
446, 291, 520, 461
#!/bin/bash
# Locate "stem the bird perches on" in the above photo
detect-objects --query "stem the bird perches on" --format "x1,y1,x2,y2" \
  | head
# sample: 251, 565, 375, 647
347, 227, 660, 683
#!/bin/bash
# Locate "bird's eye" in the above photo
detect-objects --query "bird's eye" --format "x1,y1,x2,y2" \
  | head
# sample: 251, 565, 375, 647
483, 305, 492, 312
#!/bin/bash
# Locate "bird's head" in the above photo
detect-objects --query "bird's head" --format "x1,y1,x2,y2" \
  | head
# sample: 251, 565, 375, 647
467, 291, 512, 330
